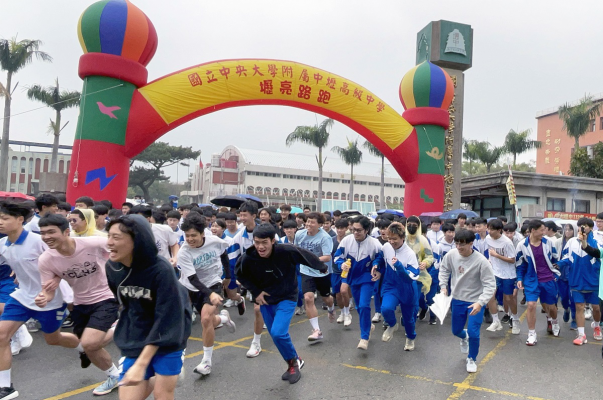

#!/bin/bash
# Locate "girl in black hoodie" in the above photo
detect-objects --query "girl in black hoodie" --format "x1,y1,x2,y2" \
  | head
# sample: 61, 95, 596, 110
105, 215, 191, 400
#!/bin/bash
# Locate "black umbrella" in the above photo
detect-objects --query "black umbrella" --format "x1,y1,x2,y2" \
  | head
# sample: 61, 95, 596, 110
210, 195, 264, 209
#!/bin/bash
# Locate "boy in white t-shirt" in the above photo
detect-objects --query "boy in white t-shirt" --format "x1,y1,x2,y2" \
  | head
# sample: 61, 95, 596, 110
132, 206, 180, 266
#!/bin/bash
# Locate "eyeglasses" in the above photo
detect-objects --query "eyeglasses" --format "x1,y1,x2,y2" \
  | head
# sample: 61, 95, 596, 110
352, 228, 365, 233
68, 219, 79, 224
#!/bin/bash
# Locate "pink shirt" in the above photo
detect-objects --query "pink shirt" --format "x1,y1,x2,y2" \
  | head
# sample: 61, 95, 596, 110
39, 237, 114, 306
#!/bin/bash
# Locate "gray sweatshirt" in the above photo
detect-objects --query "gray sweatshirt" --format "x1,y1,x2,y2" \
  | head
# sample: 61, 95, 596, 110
439, 248, 496, 307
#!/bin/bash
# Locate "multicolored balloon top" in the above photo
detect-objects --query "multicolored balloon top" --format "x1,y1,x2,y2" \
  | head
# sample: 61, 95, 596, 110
399, 61, 454, 110
77, 0, 157, 66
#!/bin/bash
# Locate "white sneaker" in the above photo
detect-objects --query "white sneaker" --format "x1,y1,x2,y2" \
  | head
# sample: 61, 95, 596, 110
246, 341, 261, 358
219, 310, 236, 333
25, 318, 39, 333
193, 359, 211, 375
497, 305, 504, 312
246, 291, 253, 302
191, 311, 197, 324
511, 319, 521, 335
460, 330, 469, 354
10, 339, 21, 356
552, 323, 560, 337
382, 324, 399, 342
526, 332, 537, 346
585, 306, 593, 320
223, 299, 235, 308
404, 338, 415, 351
486, 320, 503, 332
344, 313, 352, 327
337, 313, 345, 324
16, 325, 32, 349
466, 358, 477, 373
372, 312, 382, 323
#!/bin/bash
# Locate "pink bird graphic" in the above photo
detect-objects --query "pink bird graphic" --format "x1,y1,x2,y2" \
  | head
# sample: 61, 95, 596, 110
96, 102, 121, 119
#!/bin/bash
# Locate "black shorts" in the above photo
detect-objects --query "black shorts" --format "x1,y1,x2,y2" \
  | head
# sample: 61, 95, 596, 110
189, 283, 223, 312
71, 299, 119, 339
301, 274, 332, 298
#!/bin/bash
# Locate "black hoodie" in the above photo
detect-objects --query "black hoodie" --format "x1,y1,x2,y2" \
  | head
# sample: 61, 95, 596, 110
106, 215, 192, 358
235, 243, 328, 305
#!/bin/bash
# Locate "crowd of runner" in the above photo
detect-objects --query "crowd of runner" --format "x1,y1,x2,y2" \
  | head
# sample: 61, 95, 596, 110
0, 194, 601, 399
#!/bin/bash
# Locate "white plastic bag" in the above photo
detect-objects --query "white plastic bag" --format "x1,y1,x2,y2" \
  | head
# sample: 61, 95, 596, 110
429, 293, 452, 325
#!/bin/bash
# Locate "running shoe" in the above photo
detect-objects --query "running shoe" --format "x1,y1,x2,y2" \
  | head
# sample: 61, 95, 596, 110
570, 320, 577, 330
14, 325, 32, 352
193, 359, 211, 375
460, 330, 469, 354
483, 309, 493, 324
9, 340, 21, 356
372, 313, 382, 323
511, 319, 521, 335
294, 306, 305, 315
344, 313, 352, 327
429, 312, 437, 325
286, 357, 302, 384
220, 310, 236, 333
62, 315, 74, 329
92, 376, 119, 396
383, 320, 389, 329
0, 385, 18, 400
404, 338, 415, 351
381, 324, 398, 342
592, 322, 602, 341
563, 308, 570, 323
526, 332, 537, 346
486, 320, 503, 332
237, 297, 246, 315
547, 320, 553, 334
497, 305, 504, 313
552, 323, 561, 337
25, 319, 39, 333
307, 329, 323, 342
573, 334, 587, 345
466, 358, 477, 373
246, 342, 261, 358
337, 313, 345, 324
585, 306, 593, 321
223, 299, 235, 308
357, 339, 369, 350
328, 308, 336, 323
520, 294, 526, 305
282, 357, 304, 381
418, 308, 428, 321
501, 314, 511, 324
80, 352, 92, 369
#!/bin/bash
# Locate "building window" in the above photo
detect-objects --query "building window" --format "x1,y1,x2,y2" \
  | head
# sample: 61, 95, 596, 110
574, 199, 590, 214
19, 157, 26, 174
600, 117, 603, 130
546, 197, 565, 212
360, 194, 366, 201
333, 192, 339, 200
28, 158, 33, 174
591, 119, 596, 132
11, 157, 17, 173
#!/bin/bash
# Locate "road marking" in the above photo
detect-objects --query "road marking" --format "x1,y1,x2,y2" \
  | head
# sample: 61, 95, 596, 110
43, 383, 104, 400
446, 308, 528, 400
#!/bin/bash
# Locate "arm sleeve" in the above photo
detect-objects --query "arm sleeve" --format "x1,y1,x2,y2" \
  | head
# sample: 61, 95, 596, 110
372, 250, 385, 273
515, 245, 527, 282
221, 251, 231, 279
393, 260, 415, 283
478, 259, 497, 307
582, 244, 601, 259
438, 253, 451, 287
421, 238, 434, 267
234, 255, 262, 298
187, 275, 213, 298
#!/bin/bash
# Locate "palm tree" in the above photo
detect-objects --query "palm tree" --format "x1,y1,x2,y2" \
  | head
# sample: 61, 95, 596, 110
475, 141, 505, 173
503, 128, 541, 168
26, 79, 80, 173
286, 118, 333, 211
0, 37, 52, 191
463, 139, 481, 176
363, 141, 385, 209
558, 94, 602, 151
332, 138, 363, 209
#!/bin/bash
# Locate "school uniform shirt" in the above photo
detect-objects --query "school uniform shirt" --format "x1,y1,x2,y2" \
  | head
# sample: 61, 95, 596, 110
426, 230, 444, 244
231, 225, 279, 261
515, 236, 560, 285
151, 223, 179, 260
556, 234, 601, 292
333, 235, 384, 286
0, 230, 64, 310
473, 233, 489, 259
439, 239, 455, 258
295, 229, 333, 277
24, 214, 41, 234
224, 228, 240, 239
38, 237, 114, 306
485, 235, 516, 279
381, 242, 420, 305
178, 236, 229, 292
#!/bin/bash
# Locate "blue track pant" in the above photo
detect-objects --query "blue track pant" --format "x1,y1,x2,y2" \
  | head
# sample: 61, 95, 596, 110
260, 300, 297, 361
351, 282, 374, 340
381, 293, 417, 340
451, 299, 484, 361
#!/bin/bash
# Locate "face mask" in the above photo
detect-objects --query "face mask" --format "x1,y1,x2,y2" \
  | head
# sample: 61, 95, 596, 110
407, 225, 418, 235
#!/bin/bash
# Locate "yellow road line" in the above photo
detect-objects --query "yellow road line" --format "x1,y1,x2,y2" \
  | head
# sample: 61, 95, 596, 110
446, 309, 528, 400
43, 383, 104, 400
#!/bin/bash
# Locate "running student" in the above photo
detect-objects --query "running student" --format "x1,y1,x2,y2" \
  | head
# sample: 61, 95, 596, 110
404, 217, 434, 324
177, 214, 236, 376
516, 220, 560, 346
36, 214, 120, 396
236, 224, 328, 384
439, 229, 496, 373
332, 218, 351, 326
380, 223, 419, 351
24, 194, 59, 234
0, 203, 79, 400
105, 215, 191, 400
280, 220, 305, 315
210, 218, 245, 312
556, 217, 602, 345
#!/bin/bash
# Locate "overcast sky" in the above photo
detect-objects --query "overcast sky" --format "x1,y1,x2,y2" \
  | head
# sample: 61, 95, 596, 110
3, 0, 603, 182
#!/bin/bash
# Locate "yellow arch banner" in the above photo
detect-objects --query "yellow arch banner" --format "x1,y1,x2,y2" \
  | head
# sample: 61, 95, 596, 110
138, 59, 413, 150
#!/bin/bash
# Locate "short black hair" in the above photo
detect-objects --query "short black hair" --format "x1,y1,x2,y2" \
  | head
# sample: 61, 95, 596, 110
75, 196, 94, 207
105, 216, 136, 242
166, 210, 181, 220
442, 223, 455, 233
213, 218, 226, 230
431, 217, 442, 224
69, 208, 85, 220
224, 212, 237, 221
497, 215, 508, 223
303, 206, 311, 211
454, 229, 475, 244
377, 219, 391, 230
503, 223, 515, 232
487, 219, 504, 231
108, 209, 123, 220
333, 210, 342, 217
131, 205, 152, 218
58, 202, 72, 213
152, 211, 166, 225
92, 204, 109, 217
296, 213, 307, 223
597, 212, 603, 220
473, 218, 487, 225
543, 221, 558, 232
122, 202, 134, 208
307, 212, 325, 224
39, 214, 69, 232
181, 213, 206, 234
0, 202, 32, 221
280, 204, 291, 212
528, 219, 544, 232
254, 223, 276, 239
283, 220, 297, 229
35, 194, 59, 211
354, 216, 371, 231
457, 213, 467, 220
160, 204, 173, 214
577, 217, 594, 228
335, 218, 349, 229
239, 201, 258, 216
99, 199, 113, 210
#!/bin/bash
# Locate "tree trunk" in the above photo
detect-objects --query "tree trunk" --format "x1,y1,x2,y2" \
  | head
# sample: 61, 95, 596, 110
513, 153, 517, 169
50, 110, 60, 173
0, 72, 13, 191
141, 185, 151, 204
317, 146, 323, 212
349, 164, 354, 209
575, 137, 580, 152
380, 155, 385, 209
469, 159, 472, 176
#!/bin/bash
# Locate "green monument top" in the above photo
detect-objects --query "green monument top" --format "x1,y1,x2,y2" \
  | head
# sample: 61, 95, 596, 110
416, 20, 473, 71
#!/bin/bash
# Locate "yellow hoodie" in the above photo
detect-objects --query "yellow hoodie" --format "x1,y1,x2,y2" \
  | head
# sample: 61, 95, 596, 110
70, 208, 107, 237
405, 217, 433, 294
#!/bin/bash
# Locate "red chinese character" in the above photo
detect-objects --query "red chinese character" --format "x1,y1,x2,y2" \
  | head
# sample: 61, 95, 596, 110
260, 80, 273, 94
282, 66, 293, 78
353, 88, 363, 101
188, 73, 202, 87
366, 95, 375, 105
317, 90, 331, 104
299, 69, 310, 82
298, 84, 311, 100
314, 72, 323, 84
326, 77, 336, 89
219, 66, 230, 80
280, 81, 293, 95
340, 82, 349, 95
253, 64, 264, 76
376, 102, 385, 112
268, 64, 278, 77
236, 65, 247, 77
206, 70, 217, 83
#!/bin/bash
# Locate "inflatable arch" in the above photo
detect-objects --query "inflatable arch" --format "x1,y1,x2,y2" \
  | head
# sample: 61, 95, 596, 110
68, 0, 453, 216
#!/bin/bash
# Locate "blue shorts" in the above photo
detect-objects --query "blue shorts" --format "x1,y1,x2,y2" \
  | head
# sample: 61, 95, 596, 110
496, 277, 516, 296
120, 350, 184, 381
221, 265, 238, 290
0, 278, 17, 304
571, 290, 599, 304
524, 280, 557, 305
331, 273, 342, 294
1, 298, 67, 334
